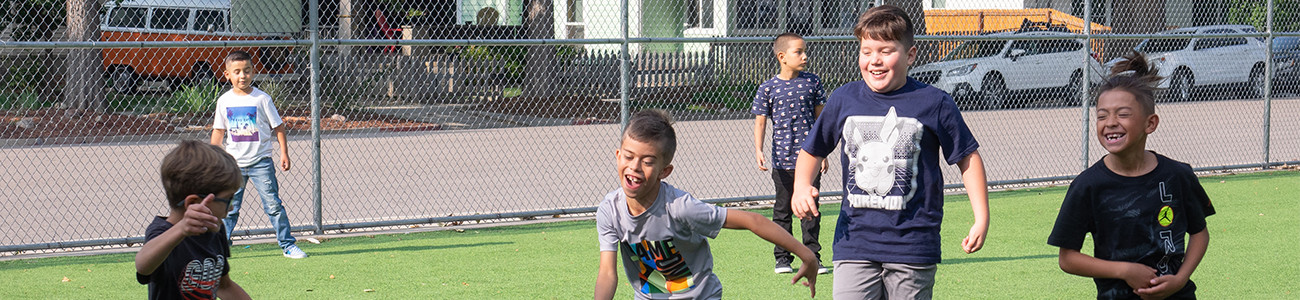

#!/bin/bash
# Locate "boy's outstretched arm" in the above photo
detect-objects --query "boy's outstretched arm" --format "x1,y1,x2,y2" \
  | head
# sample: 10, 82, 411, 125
724, 209, 817, 298
595, 251, 619, 300
791, 150, 824, 220
274, 125, 290, 171
1059, 248, 1157, 290
216, 275, 251, 300
209, 129, 225, 147
957, 150, 989, 253
1136, 229, 1208, 299
753, 115, 769, 171
136, 195, 222, 275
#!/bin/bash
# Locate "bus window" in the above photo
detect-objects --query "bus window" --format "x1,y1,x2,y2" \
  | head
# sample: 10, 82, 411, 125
150, 8, 189, 31
194, 10, 226, 32
109, 7, 147, 28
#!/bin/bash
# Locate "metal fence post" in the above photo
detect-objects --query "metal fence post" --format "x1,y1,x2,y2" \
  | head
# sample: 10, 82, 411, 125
619, 0, 631, 131
309, 0, 325, 234
1264, 0, 1275, 169
1079, 0, 1093, 170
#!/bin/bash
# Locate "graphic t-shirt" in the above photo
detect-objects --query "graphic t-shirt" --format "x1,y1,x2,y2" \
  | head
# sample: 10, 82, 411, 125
751, 71, 827, 170
212, 88, 283, 167
597, 182, 728, 299
802, 78, 979, 264
136, 216, 231, 300
1048, 153, 1215, 300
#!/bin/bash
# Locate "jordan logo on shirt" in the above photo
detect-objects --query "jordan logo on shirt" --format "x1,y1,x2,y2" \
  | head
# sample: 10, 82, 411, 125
843, 107, 922, 210
226, 106, 259, 142
1155, 181, 1176, 275
622, 239, 696, 295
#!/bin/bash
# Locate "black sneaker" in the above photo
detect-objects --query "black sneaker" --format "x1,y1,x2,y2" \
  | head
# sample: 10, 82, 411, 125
774, 258, 794, 274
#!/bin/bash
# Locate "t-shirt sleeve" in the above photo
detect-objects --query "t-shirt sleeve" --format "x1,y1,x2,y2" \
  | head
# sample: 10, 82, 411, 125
802, 90, 842, 157
136, 221, 169, 284
751, 83, 771, 116
678, 194, 727, 239
1048, 182, 1094, 250
935, 95, 979, 165
596, 198, 620, 252
263, 95, 284, 129
1183, 172, 1216, 234
212, 99, 227, 130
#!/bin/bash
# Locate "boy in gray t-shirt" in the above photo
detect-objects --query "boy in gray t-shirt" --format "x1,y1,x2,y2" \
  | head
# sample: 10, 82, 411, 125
595, 110, 819, 299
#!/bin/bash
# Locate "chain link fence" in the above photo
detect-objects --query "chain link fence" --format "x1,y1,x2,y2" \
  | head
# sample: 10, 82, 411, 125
1, 0, 1297, 254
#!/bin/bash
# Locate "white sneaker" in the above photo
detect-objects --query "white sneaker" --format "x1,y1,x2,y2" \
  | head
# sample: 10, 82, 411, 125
283, 245, 308, 259
774, 266, 793, 274
817, 265, 831, 274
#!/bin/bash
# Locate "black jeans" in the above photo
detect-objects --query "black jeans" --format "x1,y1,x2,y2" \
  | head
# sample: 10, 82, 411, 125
772, 169, 822, 264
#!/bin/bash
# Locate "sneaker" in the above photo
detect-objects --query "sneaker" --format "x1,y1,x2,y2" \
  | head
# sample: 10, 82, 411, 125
283, 244, 308, 259
817, 265, 831, 274
774, 259, 794, 274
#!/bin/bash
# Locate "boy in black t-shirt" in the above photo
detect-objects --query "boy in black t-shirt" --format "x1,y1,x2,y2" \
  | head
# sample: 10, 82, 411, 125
136, 140, 250, 300
1048, 51, 1215, 300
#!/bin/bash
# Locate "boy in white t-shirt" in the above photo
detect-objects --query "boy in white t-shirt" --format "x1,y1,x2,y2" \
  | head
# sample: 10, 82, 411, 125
209, 50, 306, 259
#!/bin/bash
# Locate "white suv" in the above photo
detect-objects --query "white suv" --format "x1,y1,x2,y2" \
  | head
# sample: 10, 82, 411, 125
1122, 25, 1267, 102
910, 31, 1103, 110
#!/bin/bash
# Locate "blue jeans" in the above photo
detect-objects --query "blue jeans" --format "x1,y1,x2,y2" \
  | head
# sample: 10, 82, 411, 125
224, 157, 297, 249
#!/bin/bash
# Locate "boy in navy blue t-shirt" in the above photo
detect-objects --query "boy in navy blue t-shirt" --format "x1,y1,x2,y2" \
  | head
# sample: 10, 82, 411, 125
751, 32, 830, 275
789, 6, 990, 298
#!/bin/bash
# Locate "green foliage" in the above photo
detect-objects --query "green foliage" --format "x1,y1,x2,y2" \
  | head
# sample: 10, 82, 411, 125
167, 83, 221, 114
1227, 0, 1300, 32
4, 60, 49, 94
0, 92, 45, 110
0, 0, 64, 41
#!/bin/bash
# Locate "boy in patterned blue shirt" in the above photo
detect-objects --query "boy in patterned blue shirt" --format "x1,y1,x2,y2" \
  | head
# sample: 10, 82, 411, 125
751, 32, 831, 275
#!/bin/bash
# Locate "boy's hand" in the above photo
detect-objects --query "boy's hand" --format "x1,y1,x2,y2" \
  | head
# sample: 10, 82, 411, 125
791, 257, 818, 298
755, 152, 768, 171
791, 186, 819, 219
179, 195, 222, 236
281, 156, 291, 171
820, 160, 829, 173
1134, 275, 1188, 300
961, 222, 988, 253
1119, 262, 1157, 291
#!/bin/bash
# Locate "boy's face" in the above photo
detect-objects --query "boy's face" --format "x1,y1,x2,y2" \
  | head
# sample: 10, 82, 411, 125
778, 39, 808, 72
857, 37, 916, 93
223, 59, 254, 91
1095, 89, 1158, 156
616, 136, 673, 202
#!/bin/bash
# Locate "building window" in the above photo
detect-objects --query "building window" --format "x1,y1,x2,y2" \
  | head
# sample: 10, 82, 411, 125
567, 0, 583, 23
686, 0, 713, 29
737, 0, 778, 29
565, 0, 584, 39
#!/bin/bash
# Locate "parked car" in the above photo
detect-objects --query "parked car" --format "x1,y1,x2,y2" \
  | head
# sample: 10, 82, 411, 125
100, 0, 303, 94
1115, 24, 1268, 102
909, 31, 1104, 110
1271, 36, 1300, 93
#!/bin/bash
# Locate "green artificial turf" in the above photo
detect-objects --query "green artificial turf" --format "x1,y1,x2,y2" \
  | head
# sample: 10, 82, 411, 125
1, 171, 1295, 299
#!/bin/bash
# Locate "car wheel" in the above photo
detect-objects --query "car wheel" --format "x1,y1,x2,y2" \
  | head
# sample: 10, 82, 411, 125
1249, 66, 1267, 98
189, 63, 215, 86
110, 67, 138, 94
1168, 71, 1193, 102
1064, 70, 1084, 106
981, 75, 1007, 110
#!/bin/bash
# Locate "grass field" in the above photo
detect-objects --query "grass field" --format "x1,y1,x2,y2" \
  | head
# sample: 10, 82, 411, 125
1, 171, 1296, 299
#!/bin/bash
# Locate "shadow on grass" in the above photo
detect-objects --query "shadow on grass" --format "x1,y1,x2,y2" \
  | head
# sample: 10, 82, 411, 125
232, 241, 515, 259
943, 254, 1056, 265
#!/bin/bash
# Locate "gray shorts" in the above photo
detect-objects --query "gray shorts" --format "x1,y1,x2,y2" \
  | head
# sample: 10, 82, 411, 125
832, 260, 938, 300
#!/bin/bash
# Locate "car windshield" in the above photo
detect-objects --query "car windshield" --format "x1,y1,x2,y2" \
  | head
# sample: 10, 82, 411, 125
1274, 37, 1300, 51
1137, 33, 1192, 53
941, 40, 1005, 61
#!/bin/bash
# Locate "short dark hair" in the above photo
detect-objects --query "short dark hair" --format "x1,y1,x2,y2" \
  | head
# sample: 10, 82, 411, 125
1097, 50, 1162, 115
773, 32, 804, 56
854, 5, 914, 48
160, 140, 242, 208
224, 50, 252, 66
622, 109, 677, 163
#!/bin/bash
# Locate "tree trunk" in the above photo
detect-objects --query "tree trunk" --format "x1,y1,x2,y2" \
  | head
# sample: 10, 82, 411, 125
63, 0, 105, 115
523, 0, 555, 98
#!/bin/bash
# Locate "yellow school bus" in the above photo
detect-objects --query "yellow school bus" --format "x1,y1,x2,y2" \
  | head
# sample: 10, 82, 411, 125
100, 0, 301, 93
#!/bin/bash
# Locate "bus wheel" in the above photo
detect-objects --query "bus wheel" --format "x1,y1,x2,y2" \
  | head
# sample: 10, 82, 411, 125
110, 67, 138, 94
